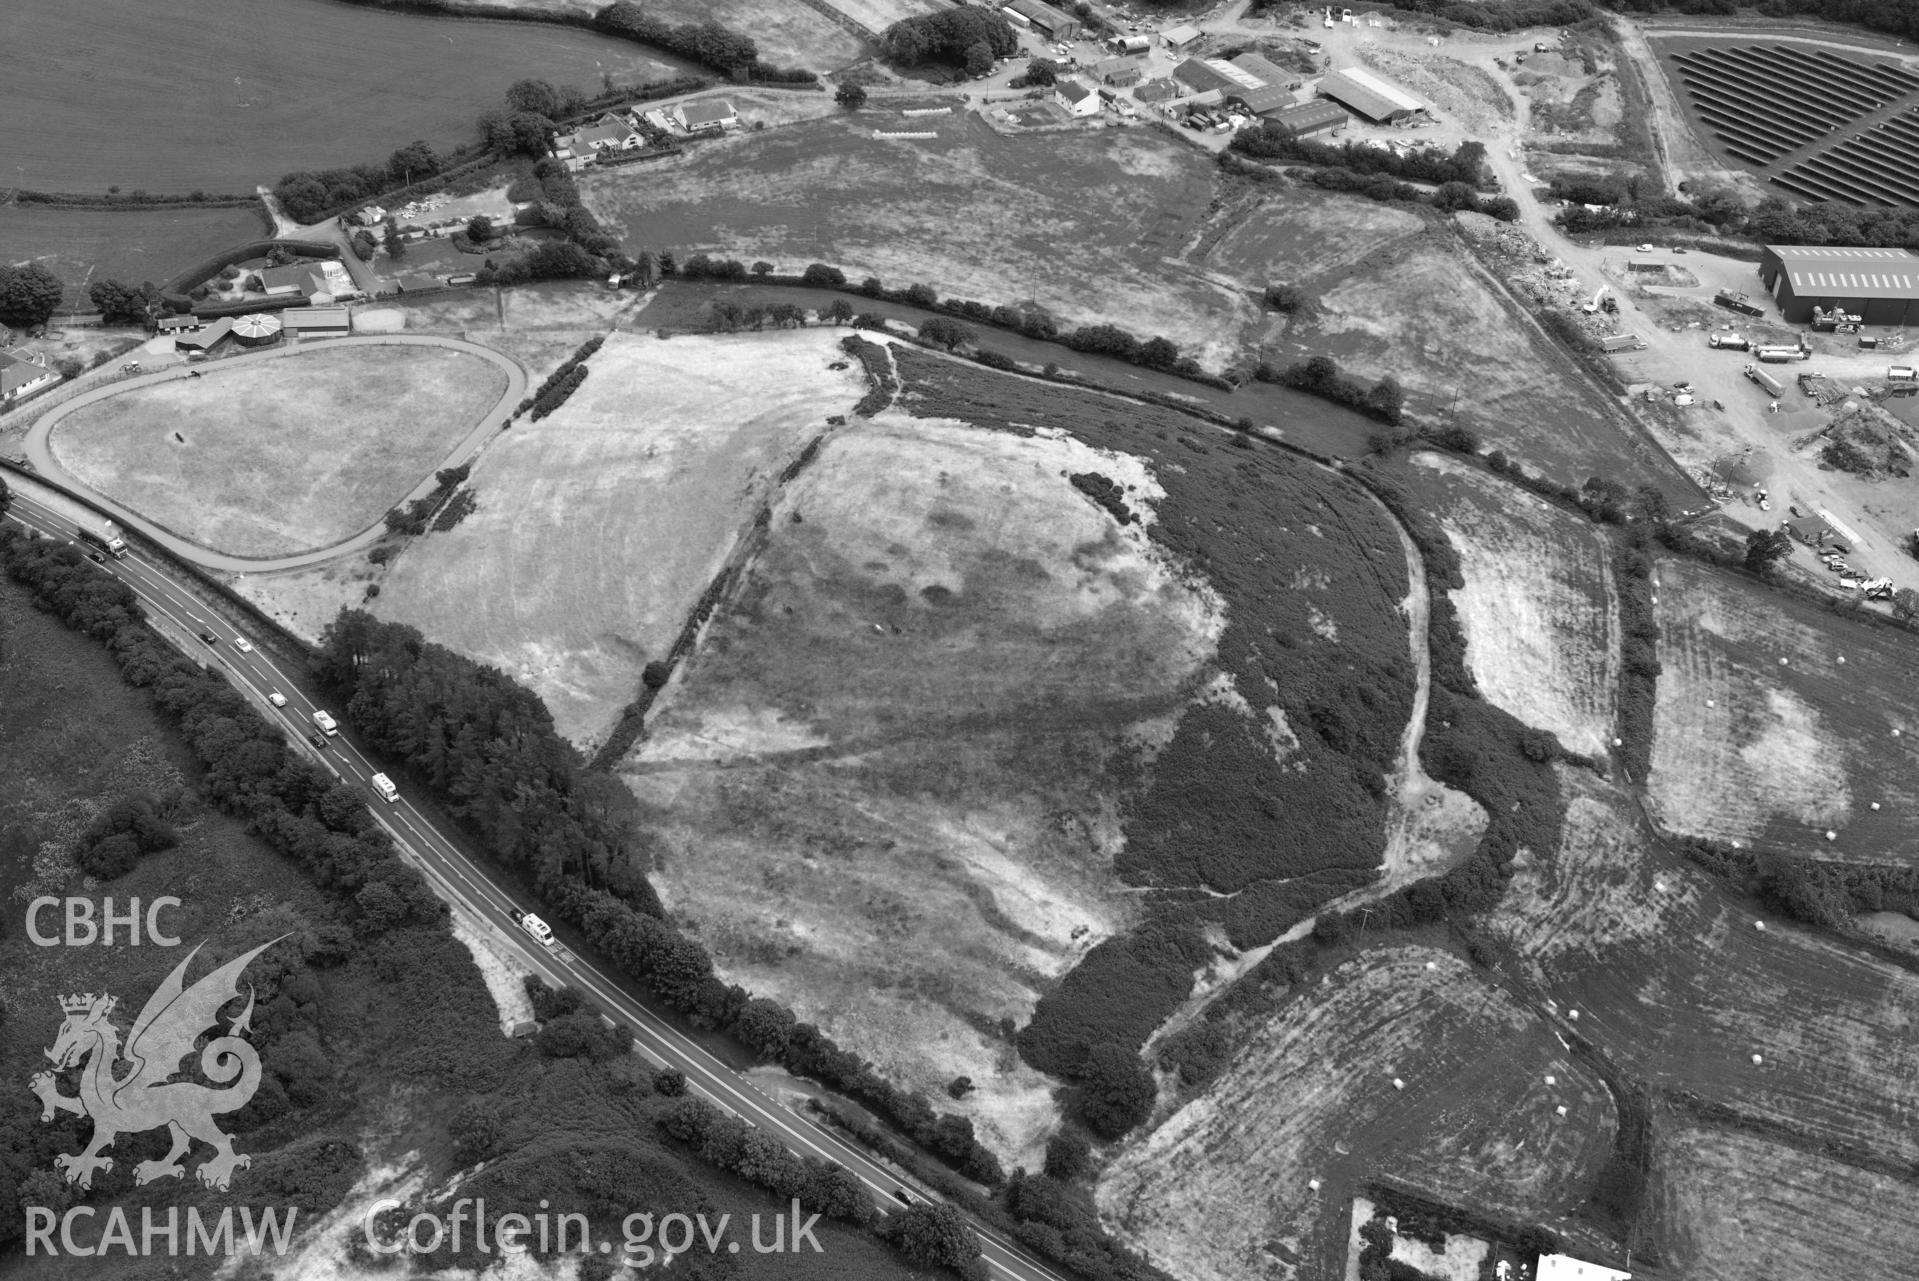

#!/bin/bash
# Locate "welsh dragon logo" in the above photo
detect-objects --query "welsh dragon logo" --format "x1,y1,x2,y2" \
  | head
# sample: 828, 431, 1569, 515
31, 937, 283, 1192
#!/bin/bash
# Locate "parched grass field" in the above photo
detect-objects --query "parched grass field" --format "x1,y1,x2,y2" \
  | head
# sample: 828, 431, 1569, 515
627, 407, 1220, 1160
443, 0, 866, 68
50, 345, 505, 557
1653, 1125, 1919, 1281
0, 204, 266, 297
376, 331, 866, 749
1485, 770, 1919, 1169
586, 116, 1249, 367
4, 0, 692, 194
1270, 235, 1689, 498
1647, 556, 1919, 859
1098, 948, 1616, 1281
1405, 452, 1620, 756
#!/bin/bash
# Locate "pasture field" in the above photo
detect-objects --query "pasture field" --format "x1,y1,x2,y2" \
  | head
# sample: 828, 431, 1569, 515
428, 0, 867, 67
1647, 556, 1919, 859
813, 0, 944, 37
3, 0, 691, 194
1485, 770, 1919, 1170
1403, 453, 1620, 756
377, 331, 866, 748
1268, 235, 1694, 501
0, 204, 266, 296
50, 345, 505, 556
1098, 948, 1616, 1281
1653, 1124, 1919, 1281
586, 116, 1249, 367
620, 341, 1414, 1154
1196, 189, 1424, 288
627, 406, 1218, 1160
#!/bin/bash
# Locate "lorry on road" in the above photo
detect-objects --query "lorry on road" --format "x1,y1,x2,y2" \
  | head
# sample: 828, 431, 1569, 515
1744, 364, 1785, 396
76, 521, 128, 560
1707, 333, 1750, 351
29, 487, 130, 558
312, 709, 339, 736
371, 773, 399, 803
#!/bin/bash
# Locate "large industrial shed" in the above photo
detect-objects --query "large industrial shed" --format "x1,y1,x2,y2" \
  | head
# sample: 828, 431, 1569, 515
1759, 244, 1919, 324
1316, 66, 1421, 122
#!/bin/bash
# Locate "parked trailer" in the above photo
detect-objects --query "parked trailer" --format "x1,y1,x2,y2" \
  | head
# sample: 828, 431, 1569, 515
1754, 346, 1801, 363
1714, 290, 1766, 317
1890, 365, 1917, 382
1744, 364, 1785, 396
1600, 333, 1644, 352
1707, 333, 1750, 351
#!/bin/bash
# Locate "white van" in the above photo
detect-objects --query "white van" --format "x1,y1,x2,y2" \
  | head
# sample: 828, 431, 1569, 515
371, 773, 399, 804
312, 709, 339, 736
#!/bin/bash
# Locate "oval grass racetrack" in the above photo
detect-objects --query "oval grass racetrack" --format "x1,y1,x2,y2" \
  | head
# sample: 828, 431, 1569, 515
50, 346, 507, 558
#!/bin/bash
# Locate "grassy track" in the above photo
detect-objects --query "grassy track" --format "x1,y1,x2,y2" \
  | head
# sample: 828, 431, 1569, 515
50, 345, 506, 557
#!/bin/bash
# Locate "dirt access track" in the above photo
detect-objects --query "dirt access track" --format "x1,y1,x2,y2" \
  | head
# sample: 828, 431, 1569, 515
22, 336, 524, 571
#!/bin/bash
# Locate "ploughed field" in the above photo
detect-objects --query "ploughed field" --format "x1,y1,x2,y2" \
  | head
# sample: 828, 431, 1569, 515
615, 337, 1416, 1158
1647, 555, 1919, 860
1099, 949, 1616, 1281
49, 344, 506, 557
3, 0, 691, 193
1487, 770, 1919, 1171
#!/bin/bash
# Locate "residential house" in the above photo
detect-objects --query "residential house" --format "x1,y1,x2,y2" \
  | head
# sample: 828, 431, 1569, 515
1095, 56, 1143, 87
1055, 77, 1101, 117
576, 113, 643, 152
0, 352, 58, 403
675, 99, 739, 133
257, 263, 334, 304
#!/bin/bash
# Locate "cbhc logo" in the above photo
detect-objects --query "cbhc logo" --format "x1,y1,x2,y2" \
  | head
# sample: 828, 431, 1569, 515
26, 897, 182, 947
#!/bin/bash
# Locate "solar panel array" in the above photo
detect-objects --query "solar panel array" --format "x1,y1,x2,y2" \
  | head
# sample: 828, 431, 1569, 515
1775, 107, 1919, 206
1670, 43, 1919, 206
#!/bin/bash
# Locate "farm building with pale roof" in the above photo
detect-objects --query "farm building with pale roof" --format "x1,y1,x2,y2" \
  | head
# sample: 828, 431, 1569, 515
1316, 66, 1422, 122
1534, 1255, 1630, 1281
1759, 245, 1919, 325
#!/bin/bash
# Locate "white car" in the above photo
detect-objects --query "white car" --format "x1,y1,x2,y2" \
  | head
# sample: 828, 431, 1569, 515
268, 691, 287, 707
234, 637, 253, 652
519, 912, 557, 948
1636, 243, 1656, 253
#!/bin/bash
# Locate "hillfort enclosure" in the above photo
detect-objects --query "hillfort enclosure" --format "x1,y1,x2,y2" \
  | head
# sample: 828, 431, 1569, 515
5, 3, 1919, 1281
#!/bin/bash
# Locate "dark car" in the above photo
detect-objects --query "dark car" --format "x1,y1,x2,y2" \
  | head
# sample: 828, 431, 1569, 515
197, 631, 218, 645
307, 732, 329, 750
86, 551, 106, 564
